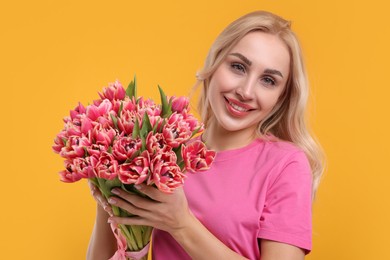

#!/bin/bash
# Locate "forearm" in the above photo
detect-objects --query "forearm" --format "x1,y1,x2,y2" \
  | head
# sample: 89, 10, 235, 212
171, 213, 248, 260
86, 205, 116, 260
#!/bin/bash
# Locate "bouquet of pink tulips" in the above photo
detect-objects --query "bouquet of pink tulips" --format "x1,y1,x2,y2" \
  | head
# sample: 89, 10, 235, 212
53, 78, 216, 260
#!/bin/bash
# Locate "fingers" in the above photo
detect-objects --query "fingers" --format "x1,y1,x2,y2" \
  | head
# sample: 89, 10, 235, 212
110, 188, 158, 211
132, 184, 170, 202
108, 216, 147, 226
108, 196, 148, 217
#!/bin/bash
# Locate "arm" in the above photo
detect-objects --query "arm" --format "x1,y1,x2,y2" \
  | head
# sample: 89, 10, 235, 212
86, 183, 116, 260
260, 240, 305, 260
108, 185, 308, 259
107, 184, 247, 260
169, 211, 247, 260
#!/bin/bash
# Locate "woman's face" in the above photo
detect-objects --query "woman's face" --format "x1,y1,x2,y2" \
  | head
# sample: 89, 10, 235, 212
207, 31, 290, 137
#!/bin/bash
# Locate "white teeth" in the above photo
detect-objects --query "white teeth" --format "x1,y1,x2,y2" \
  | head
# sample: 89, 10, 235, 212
229, 100, 249, 112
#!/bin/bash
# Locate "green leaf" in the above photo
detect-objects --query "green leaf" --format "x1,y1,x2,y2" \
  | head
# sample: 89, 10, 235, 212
61, 138, 67, 146
174, 144, 183, 162
141, 136, 146, 151
125, 150, 140, 162
126, 75, 137, 99
118, 101, 124, 117
105, 177, 122, 190
152, 117, 160, 133
190, 126, 202, 138
140, 112, 152, 137
166, 98, 173, 118
96, 178, 110, 198
132, 118, 140, 139
89, 177, 98, 186
178, 160, 185, 170
83, 147, 89, 157
110, 113, 118, 129
159, 119, 166, 132
158, 85, 172, 118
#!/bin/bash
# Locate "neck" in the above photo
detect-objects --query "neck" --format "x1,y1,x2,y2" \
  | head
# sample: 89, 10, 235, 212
202, 118, 258, 152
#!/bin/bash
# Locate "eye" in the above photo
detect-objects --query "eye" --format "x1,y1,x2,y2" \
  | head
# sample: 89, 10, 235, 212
230, 62, 246, 73
261, 76, 276, 87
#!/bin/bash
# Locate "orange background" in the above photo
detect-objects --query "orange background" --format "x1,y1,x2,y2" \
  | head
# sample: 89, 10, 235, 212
1, 0, 389, 259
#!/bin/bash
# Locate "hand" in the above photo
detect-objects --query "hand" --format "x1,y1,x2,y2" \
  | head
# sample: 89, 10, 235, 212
88, 180, 114, 217
107, 184, 193, 235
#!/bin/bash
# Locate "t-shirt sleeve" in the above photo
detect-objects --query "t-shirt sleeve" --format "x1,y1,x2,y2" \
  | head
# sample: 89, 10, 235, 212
257, 151, 313, 252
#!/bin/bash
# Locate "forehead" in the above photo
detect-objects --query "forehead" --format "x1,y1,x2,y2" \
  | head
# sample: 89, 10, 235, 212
229, 31, 290, 76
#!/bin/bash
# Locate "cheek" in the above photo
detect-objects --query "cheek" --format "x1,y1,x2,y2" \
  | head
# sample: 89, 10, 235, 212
209, 67, 237, 93
258, 93, 280, 112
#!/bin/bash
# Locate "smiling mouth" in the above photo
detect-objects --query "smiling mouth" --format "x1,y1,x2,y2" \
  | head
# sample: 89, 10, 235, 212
224, 97, 254, 112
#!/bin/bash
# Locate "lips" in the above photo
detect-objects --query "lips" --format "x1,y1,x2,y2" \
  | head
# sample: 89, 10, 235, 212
224, 97, 255, 117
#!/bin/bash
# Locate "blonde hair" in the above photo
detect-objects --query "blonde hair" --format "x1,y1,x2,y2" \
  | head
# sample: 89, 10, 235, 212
196, 10, 324, 197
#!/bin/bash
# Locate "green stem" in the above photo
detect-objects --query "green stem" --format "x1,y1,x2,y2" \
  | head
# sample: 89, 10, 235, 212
119, 224, 139, 251
130, 225, 144, 249
94, 178, 153, 253
142, 226, 153, 245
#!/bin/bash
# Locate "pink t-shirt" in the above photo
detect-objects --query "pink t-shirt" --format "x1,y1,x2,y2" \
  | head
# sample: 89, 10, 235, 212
152, 138, 312, 259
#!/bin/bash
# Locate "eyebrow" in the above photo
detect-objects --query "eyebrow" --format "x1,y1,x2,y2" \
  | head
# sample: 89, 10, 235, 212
229, 53, 252, 66
229, 52, 284, 78
264, 69, 284, 78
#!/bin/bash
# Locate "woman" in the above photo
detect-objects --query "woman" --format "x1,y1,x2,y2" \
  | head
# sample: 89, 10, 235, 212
87, 10, 324, 260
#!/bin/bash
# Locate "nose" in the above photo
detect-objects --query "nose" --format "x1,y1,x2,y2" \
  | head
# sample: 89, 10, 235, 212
235, 77, 256, 101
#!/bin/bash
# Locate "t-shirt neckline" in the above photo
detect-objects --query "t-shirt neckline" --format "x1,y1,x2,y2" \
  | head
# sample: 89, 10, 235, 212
196, 135, 264, 162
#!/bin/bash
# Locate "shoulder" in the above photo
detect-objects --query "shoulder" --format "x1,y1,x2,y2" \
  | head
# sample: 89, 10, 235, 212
254, 136, 312, 186
256, 135, 309, 166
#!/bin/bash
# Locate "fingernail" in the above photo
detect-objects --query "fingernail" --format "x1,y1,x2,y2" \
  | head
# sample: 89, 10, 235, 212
108, 198, 117, 204
134, 185, 142, 190
107, 217, 114, 224
111, 189, 120, 195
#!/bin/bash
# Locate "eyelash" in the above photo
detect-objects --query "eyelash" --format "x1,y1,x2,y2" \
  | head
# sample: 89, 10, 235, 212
230, 62, 277, 87
261, 76, 276, 87
231, 62, 246, 73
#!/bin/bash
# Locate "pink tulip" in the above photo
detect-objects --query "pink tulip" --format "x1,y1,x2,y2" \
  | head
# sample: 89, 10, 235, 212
97, 114, 114, 129
149, 153, 185, 193
71, 157, 95, 178
181, 141, 216, 172
80, 115, 93, 135
137, 97, 161, 117
170, 96, 189, 113
160, 149, 177, 163
87, 143, 108, 157
59, 160, 82, 183
112, 136, 142, 162
64, 120, 82, 137
148, 115, 164, 131
86, 99, 113, 121
109, 99, 121, 115
183, 112, 204, 132
162, 113, 192, 148
110, 96, 134, 115
60, 135, 91, 159
118, 150, 150, 184
70, 102, 86, 121
91, 125, 117, 148
122, 97, 137, 112
146, 132, 166, 154
98, 80, 126, 101
117, 110, 139, 135
91, 152, 119, 180
52, 131, 67, 154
